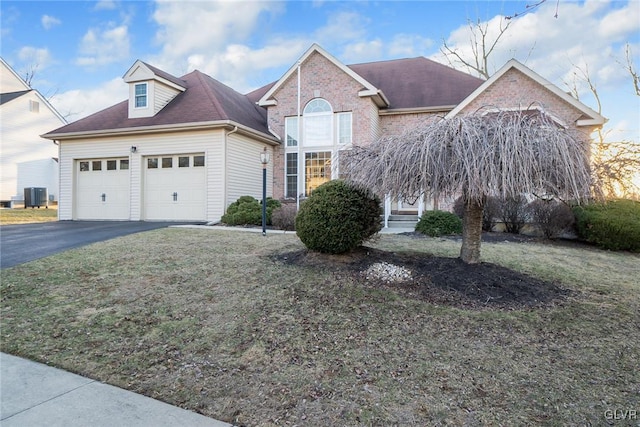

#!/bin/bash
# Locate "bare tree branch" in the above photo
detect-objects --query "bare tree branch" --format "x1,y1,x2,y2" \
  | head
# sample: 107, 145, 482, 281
622, 43, 640, 96
22, 63, 39, 88
566, 60, 640, 199
506, 0, 560, 20
441, 18, 512, 79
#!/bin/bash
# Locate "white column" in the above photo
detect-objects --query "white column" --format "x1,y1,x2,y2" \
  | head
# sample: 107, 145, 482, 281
384, 194, 391, 228
418, 193, 425, 217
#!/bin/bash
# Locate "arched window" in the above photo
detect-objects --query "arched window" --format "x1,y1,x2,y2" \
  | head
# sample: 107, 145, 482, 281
303, 98, 333, 146
304, 98, 332, 114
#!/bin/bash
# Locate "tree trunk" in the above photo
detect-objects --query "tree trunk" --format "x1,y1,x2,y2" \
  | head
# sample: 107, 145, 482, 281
460, 198, 484, 264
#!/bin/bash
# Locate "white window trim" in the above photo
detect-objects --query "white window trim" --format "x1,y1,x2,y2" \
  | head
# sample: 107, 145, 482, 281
337, 112, 352, 145
134, 82, 148, 109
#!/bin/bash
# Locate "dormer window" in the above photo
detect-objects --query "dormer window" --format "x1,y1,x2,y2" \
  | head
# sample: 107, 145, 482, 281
135, 83, 147, 108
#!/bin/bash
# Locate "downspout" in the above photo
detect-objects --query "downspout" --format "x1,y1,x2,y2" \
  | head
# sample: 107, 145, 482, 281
222, 126, 239, 222
296, 60, 301, 211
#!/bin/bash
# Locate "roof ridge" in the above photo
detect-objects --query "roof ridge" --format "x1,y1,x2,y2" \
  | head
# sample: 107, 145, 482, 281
192, 70, 228, 119
348, 56, 422, 67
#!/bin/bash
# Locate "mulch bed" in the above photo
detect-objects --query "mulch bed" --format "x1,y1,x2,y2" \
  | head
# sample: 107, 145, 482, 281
274, 242, 571, 310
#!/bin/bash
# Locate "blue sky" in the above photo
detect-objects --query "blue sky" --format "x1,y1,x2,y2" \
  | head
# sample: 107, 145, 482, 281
1, 0, 638, 143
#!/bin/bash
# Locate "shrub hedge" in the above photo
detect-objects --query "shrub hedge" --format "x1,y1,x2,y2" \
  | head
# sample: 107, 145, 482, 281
295, 180, 382, 254
573, 199, 640, 252
221, 196, 281, 226
415, 210, 463, 237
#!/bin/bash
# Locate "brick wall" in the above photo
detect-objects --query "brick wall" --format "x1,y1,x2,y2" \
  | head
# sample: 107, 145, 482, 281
265, 51, 382, 199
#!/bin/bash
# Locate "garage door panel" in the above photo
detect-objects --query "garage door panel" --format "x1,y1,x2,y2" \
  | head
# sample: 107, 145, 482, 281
76, 159, 130, 220
144, 154, 205, 221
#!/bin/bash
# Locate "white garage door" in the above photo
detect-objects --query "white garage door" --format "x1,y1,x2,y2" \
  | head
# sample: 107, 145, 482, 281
144, 154, 206, 221
76, 158, 130, 220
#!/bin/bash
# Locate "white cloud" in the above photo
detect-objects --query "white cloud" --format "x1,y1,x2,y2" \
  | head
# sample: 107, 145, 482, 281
152, 0, 283, 65
314, 11, 369, 44
387, 34, 434, 58
49, 77, 128, 121
598, 0, 640, 40
183, 40, 310, 93
76, 24, 130, 67
18, 46, 52, 68
94, 1, 117, 11
342, 40, 384, 63
436, 1, 640, 88
41, 15, 61, 30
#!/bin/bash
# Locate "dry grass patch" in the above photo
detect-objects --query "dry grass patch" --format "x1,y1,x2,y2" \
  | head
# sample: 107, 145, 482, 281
0, 206, 57, 224
1, 229, 639, 426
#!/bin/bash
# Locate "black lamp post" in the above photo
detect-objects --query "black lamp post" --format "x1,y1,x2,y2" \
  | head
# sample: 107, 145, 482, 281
260, 147, 270, 236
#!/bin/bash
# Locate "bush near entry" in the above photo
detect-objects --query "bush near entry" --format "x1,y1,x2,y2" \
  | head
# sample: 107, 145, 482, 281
221, 196, 281, 226
573, 199, 640, 252
295, 180, 382, 254
527, 198, 575, 239
271, 203, 297, 231
415, 210, 463, 237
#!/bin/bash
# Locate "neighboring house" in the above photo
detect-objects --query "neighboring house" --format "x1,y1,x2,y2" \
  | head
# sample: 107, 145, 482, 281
1, 57, 66, 207
43, 44, 605, 223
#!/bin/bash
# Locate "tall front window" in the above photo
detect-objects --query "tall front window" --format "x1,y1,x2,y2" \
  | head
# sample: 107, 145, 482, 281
303, 99, 332, 146
305, 151, 331, 196
286, 153, 298, 198
135, 83, 147, 108
285, 117, 298, 147
284, 98, 352, 199
338, 112, 352, 145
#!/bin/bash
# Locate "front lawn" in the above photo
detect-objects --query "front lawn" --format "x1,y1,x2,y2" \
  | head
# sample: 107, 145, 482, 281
1, 229, 638, 426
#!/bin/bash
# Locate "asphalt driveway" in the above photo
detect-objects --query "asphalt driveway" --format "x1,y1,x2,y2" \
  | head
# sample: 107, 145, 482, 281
1, 221, 199, 269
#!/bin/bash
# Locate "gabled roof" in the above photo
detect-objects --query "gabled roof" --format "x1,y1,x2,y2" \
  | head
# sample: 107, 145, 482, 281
44, 70, 270, 139
254, 43, 484, 112
257, 43, 390, 108
349, 57, 484, 110
1, 57, 30, 93
123, 60, 187, 92
446, 59, 606, 126
0, 58, 67, 124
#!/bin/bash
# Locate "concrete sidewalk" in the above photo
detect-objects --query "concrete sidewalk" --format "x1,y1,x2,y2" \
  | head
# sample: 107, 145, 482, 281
0, 353, 231, 427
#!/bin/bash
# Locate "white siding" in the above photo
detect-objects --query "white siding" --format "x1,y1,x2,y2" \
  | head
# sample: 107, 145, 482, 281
368, 102, 382, 145
226, 133, 273, 207
58, 129, 226, 221
16, 158, 58, 200
154, 82, 180, 115
0, 92, 63, 201
1, 60, 29, 93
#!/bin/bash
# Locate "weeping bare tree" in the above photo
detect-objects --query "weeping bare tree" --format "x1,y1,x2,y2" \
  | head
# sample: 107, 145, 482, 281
344, 108, 594, 264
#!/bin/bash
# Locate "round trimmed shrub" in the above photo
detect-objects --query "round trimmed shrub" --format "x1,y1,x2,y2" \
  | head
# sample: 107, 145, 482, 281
221, 196, 281, 226
295, 180, 382, 254
415, 210, 463, 237
573, 199, 640, 252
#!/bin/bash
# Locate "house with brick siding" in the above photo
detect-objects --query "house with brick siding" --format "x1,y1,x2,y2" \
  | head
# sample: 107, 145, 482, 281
43, 44, 605, 224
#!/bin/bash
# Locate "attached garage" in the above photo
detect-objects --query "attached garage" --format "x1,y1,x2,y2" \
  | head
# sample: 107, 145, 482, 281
143, 153, 206, 221
43, 60, 279, 223
76, 158, 130, 220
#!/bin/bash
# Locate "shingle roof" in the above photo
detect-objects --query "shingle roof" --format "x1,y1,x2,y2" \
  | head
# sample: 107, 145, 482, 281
348, 57, 484, 109
45, 70, 268, 137
46, 54, 485, 139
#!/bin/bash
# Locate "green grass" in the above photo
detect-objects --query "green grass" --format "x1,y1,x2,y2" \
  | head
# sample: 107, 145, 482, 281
0, 206, 58, 224
1, 229, 639, 426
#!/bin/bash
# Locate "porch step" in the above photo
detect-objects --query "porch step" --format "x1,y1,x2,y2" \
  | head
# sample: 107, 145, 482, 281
385, 214, 419, 229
